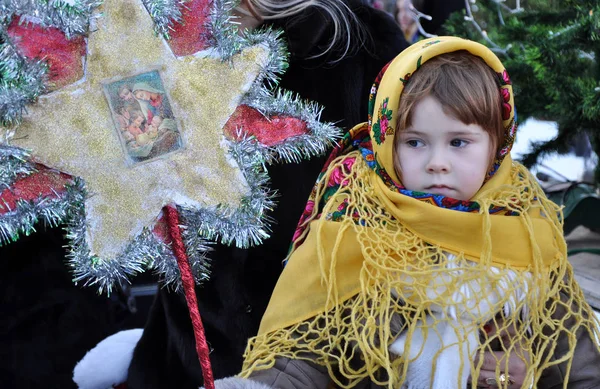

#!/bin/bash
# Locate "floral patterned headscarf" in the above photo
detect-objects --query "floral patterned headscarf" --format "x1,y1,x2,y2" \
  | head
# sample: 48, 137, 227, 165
358, 37, 516, 215
285, 37, 519, 250
368, 37, 515, 182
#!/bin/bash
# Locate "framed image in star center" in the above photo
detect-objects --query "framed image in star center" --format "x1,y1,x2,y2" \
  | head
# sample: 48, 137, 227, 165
104, 70, 183, 166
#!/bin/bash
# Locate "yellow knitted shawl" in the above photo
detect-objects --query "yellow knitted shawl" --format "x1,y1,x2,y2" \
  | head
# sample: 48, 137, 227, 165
241, 37, 600, 388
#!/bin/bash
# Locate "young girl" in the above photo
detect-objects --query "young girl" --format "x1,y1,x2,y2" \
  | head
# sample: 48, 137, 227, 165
221, 37, 600, 388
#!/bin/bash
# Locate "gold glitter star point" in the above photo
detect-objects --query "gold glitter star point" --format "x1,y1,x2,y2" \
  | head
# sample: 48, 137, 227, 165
12, 0, 268, 258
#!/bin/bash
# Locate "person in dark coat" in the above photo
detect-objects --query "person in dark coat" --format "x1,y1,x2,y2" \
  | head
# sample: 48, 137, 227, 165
125, 2, 409, 388
0, 226, 134, 389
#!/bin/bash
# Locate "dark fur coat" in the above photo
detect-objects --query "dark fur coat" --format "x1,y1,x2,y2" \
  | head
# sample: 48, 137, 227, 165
126, 4, 408, 389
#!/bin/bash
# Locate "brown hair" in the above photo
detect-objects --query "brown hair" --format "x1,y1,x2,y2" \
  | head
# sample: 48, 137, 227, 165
393, 50, 504, 173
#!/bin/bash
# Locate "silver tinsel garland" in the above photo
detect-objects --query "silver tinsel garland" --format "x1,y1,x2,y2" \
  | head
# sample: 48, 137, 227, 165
242, 87, 342, 164
181, 132, 276, 249
0, 166, 74, 244
0, 144, 34, 189
141, 0, 185, 40
0, 0, 103, 38
0, 28, 47, 127
0, 172, 212, 293
208, 0, 245, 59
0, 0, 341, 292
240, 27, 288, 88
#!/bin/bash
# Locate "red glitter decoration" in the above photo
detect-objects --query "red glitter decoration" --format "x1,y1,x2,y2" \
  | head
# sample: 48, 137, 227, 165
223, 105, 309, 146
0, 163, 174, 241
152, 213, 171, 244
0, 165, 72, 215
166, 0, 213, 57
7, 17, 86, 90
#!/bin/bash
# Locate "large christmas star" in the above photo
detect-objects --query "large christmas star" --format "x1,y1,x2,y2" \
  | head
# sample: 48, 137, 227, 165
10, 0, 266, 259
1, 0, 340, 292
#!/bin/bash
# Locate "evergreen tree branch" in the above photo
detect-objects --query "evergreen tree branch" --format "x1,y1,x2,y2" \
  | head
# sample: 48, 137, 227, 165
463, 0, 512, 55
445, 1, 600, 183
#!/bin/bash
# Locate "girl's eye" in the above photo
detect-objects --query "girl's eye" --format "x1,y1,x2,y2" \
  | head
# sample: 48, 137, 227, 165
450, 139, 468, 147
406, 139, 424, 148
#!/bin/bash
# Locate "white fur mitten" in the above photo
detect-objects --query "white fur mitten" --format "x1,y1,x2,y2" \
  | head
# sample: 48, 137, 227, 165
73, 328, 143, 389
389, 314, 479, 389
390, 314, 441, 389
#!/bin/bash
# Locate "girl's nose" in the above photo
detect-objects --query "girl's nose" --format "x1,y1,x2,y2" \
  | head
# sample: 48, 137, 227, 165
426, 152, 450, 173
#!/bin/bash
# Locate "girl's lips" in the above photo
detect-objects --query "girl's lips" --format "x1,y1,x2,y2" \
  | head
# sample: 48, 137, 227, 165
426, 186, 455, 196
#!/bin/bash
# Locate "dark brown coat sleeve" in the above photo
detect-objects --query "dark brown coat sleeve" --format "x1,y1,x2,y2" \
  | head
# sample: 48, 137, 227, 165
537, 290, 600, 388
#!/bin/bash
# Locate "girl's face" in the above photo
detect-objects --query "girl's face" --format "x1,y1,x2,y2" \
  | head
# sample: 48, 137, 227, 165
395, 96, 493, 201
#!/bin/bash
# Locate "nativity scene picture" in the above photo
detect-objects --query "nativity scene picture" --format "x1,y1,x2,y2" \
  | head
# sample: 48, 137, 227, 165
105, 71, 182, 164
